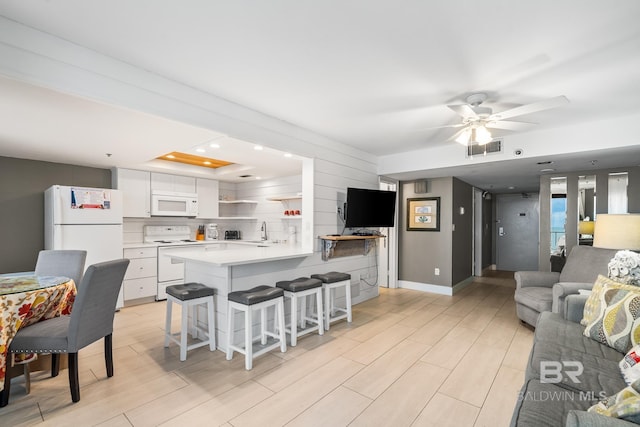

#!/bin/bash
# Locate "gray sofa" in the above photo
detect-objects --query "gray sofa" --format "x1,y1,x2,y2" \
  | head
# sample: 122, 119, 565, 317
514, 246, 618, 327
511, 294, 638, 426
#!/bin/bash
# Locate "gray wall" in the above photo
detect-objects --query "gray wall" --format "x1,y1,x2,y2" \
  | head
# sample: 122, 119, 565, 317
0, 156, 111, 272
452, 178, 473, 285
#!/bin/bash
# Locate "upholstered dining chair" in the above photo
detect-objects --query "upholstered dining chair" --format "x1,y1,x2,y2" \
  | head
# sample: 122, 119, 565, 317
35, 249, 87, 289
0, 250, 87, 399
0, 258, 130, 406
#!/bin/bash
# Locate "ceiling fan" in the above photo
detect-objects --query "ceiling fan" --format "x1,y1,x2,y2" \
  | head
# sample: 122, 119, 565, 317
439, 93, 569, 146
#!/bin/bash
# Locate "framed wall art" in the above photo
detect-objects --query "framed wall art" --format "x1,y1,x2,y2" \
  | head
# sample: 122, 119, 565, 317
407, 197, 440, 231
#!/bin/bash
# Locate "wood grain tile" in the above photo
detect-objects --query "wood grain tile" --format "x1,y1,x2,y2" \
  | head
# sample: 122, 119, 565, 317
287, 386, 372, 427
412, 392, 480, 426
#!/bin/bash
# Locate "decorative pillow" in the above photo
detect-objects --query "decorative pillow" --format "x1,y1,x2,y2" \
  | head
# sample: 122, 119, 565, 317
620, 344, 640, 385
582, 275, 640, 327
582, 275, 640, 353
589, 378, 640, 423
609, 250, 640, 286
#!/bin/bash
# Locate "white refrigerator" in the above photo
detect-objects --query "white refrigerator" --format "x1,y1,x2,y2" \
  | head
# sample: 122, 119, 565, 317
44, 185, 125, 308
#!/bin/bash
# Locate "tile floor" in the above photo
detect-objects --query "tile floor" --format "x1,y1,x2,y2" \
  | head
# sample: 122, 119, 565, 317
2, 270, 533, 426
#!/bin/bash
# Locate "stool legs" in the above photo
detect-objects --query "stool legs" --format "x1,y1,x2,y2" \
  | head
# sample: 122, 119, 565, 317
226, 297, 287, 370
323, 280, 352, 330
165, 295, 216, 362
244, 307, 253, 370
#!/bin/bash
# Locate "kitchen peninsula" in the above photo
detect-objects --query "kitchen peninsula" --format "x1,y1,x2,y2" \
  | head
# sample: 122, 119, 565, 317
162, 241, 314, 351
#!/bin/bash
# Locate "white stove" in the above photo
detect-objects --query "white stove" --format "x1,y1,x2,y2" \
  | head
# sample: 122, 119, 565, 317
144, 225, 212, 299
143, 225, 199, 245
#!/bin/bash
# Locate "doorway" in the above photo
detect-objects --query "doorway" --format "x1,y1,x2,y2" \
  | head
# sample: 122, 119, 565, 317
495, 193, 540, 271
378, 181, 397, 288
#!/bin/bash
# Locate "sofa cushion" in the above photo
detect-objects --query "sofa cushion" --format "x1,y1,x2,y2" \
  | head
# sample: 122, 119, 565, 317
589, 378, 640, 423
560, 246, 618, 284
582, 276, 640, 353
512, 379, 597, 427
528, 312, 626, 394
582, 276, 640, 327
514, 287, 553, 313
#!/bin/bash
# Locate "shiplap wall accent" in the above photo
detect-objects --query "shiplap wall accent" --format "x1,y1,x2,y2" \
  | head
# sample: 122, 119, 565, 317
0, 19, 384, 304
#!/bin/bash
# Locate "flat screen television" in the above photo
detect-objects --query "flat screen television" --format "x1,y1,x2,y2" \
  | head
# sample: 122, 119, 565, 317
345, 187, 397, 228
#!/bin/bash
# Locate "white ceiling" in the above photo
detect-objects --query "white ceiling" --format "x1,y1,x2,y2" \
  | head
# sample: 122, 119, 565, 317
0, 1, 639, 188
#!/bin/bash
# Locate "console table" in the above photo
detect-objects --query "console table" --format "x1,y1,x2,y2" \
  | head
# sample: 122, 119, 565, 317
318, 235, 384, 261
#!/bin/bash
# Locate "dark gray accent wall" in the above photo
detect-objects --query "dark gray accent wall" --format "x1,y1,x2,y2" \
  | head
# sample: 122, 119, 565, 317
0, 156, 111, 273
452, 178, 473, 285
399, 177, 454, 286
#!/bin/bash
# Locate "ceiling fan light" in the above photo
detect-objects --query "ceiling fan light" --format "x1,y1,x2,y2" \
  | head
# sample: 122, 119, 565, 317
475, 126, 493, 144
455, 128, 471, 145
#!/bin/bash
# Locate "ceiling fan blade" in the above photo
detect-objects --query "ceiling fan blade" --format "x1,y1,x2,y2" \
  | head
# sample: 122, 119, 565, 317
447, 127, 470, 142
491, 95, 569, 120
411, 123, 465, 132
447, 104, 478, 119
486, 120, 537, 131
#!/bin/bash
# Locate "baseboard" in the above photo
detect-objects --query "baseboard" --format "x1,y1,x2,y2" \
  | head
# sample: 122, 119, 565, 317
398, 280, 453, 296
452, 276, 474, 294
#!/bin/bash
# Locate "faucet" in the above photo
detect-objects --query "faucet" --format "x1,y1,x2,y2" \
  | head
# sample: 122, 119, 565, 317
261, 221, 268, 241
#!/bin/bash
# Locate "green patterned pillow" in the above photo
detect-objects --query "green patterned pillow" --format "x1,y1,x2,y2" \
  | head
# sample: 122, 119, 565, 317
582, 275, 640, 353
589, 378, 640, 423
582, 275, 640, 327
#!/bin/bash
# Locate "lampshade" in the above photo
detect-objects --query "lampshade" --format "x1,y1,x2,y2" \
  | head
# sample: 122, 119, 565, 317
578, 220, 595, 235
454, 125, 493, 146
593, 214, 640, 250
475, 126, 493, 144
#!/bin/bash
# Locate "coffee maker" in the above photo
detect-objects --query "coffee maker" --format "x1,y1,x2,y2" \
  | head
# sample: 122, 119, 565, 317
205, 223, 219, 240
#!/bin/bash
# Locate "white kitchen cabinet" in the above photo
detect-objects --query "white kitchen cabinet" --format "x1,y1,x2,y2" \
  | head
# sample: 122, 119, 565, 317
122, 246, 157, 304
112, 168, 151, 217
196, 178, 219, 218
151, 172, 196, 193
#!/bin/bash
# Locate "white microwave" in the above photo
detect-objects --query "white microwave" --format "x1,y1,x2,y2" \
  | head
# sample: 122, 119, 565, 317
151, 191, 198, 217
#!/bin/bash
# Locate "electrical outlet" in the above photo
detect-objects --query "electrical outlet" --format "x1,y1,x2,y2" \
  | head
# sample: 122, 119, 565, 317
434, 268, 440, 276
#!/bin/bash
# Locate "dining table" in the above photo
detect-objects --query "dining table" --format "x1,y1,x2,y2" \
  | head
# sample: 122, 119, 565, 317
0, 274, 76, 392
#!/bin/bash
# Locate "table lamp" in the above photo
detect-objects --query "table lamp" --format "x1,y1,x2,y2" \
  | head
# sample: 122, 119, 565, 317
579, 220, 595, 236
593, 214, 640, 250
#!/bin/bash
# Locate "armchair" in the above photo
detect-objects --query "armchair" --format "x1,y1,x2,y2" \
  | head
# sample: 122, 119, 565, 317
514, 245, 618, 327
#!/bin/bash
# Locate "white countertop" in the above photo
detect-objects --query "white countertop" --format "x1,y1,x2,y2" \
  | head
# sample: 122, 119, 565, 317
161, 244, 312, 266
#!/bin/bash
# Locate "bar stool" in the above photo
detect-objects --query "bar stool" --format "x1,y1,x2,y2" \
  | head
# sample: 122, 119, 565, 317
311, 272, 352, 330
275, 277, 324, 346
226, 285, 286, 370
164, 282, 216, 361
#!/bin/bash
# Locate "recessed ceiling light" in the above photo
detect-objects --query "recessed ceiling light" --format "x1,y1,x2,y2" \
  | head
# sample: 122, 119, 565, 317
255, 176, 262, 180
284, 153, 292, 158
540, 168, 556, 172
210, 143, 220, 148
536, 160, 554, 165
254, 145, 263, 151
196, 148, 206, 153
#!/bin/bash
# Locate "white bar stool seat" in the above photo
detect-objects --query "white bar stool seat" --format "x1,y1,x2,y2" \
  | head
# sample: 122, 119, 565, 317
275, 277, 324, 346
226, 285, 286, 370
164, 283, 216, 361
311, 272, 352, 330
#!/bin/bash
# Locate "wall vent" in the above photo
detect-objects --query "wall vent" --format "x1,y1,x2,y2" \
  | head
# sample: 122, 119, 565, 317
466, 139, 503, 157
414, 180, 428, 193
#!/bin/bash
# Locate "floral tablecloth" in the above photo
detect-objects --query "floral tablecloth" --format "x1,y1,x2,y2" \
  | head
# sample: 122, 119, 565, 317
0, 275, 76, 392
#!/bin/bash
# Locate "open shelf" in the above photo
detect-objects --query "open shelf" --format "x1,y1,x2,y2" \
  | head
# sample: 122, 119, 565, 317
267, 195, 302, 201
318, 235, 384, 260
219, 200, 258, 204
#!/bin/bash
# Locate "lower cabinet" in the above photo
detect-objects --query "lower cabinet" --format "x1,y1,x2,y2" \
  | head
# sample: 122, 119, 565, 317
123, 246, 157, 304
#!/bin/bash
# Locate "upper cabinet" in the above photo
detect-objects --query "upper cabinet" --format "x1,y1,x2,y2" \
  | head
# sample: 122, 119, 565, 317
112, 168, 151, 217
150, 172, 196, 194
196, 178, 219, 219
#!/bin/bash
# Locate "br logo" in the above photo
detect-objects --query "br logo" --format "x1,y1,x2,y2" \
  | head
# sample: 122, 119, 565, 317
540, 361, 583, 384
